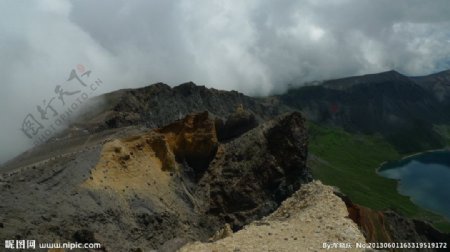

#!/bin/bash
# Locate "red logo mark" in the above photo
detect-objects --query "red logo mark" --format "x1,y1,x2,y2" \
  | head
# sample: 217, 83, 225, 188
76, 64, 85, 74
330, 103, 340, 114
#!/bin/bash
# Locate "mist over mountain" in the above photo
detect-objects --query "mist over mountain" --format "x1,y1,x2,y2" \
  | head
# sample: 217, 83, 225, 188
2, 2, 450, 250
2, 74, 450, 250
2, 0, 450, 165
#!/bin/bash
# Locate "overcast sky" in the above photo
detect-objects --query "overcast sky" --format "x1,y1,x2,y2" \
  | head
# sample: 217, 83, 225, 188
1, 0, 450, 164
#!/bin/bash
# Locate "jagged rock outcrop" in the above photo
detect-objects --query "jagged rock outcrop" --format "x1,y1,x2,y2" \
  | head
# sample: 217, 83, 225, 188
215, 104, 258, 141
74, 82, 289, 133
0, 111, 310, 251
180, 181, 366, 252
194, 112, 311, 230
156, 111, 218, 177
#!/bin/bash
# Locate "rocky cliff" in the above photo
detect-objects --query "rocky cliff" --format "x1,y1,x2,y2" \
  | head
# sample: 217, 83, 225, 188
180, 181, 366, 252
74, 82, 289, 133
194, 111, 311, 230
0, 111, 310, 251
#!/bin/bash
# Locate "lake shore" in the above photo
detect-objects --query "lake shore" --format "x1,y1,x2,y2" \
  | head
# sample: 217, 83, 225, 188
376, 147, 450, 172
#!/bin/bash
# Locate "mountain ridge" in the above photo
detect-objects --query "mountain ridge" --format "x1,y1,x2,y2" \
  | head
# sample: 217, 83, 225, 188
280, 69, 450, 153
2, 69, 450, 251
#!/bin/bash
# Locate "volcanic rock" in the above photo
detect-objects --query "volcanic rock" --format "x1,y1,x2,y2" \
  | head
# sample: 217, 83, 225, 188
0, 111, 310, 251
195, 112, 311, 229
179, 181, 366, 252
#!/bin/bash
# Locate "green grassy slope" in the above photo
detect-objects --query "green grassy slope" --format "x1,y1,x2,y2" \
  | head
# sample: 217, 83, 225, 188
307, 122, 450, 232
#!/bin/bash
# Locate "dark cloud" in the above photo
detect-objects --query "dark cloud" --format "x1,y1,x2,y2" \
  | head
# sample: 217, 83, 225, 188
67, 0, 450, 91
1, 0, 450, 163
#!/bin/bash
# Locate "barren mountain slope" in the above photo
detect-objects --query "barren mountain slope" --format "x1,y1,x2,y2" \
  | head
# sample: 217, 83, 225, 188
0, 111, 310, 251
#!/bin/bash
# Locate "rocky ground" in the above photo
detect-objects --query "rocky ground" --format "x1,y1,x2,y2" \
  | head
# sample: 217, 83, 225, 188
180, 181, 367, 252
0, 109, 311, 251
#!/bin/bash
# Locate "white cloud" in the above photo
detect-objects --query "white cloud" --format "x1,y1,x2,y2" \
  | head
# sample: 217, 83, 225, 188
1, 0, 450, 163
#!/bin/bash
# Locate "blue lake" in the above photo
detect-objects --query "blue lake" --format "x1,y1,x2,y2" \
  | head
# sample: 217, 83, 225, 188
378, 150, 450, 220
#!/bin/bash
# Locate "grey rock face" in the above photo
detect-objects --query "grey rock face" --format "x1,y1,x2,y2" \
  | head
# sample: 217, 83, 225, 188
0, 112, 310, 251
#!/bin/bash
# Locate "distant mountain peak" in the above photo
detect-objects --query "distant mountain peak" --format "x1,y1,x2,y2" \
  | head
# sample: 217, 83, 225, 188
371, 69, 409, 80
379, 69, 402, 76
322, 69, 411, 90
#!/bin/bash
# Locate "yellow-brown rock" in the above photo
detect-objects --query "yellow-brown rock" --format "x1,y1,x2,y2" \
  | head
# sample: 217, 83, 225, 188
157, 111, 218, 176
